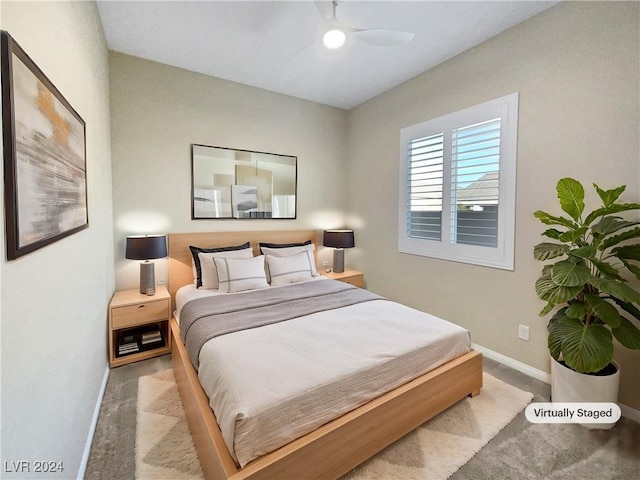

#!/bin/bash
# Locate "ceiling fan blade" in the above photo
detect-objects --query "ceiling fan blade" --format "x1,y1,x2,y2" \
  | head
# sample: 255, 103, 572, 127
352, 29, 415, 47
313, 0, 334, 23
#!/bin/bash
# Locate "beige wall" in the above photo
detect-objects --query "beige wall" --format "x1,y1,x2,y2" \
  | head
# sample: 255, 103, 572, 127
0, 1, 114, 477
347, 1, 640, 409
109, 53, 349, 290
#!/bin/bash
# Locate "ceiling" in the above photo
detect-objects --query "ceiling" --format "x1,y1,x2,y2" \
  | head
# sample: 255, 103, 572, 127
97, 0, 559, 110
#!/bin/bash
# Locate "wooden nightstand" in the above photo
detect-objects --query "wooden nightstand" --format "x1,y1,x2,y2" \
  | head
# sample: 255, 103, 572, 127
108, 285, 171, 367
322, 269, 364, 288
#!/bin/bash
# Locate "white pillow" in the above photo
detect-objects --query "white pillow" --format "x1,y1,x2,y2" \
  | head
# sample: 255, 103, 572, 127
214, 255, 269, 293
260, 243, 319, 277
198, 248, 253, 290
266, 252, 314, 286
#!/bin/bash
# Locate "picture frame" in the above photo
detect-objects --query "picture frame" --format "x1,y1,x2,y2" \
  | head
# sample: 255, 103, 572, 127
1, 31, 88, 260
191, 143, 297, 220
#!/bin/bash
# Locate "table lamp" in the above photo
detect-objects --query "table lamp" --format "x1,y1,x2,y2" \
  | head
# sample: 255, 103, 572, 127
323, 229, 355, 273
126, 235, 167, 295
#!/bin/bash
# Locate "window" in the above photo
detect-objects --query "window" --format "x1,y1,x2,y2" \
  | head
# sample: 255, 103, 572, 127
398, 93, 518, 270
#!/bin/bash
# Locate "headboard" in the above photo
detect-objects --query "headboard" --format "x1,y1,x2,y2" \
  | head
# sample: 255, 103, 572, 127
167, 230, 319, 310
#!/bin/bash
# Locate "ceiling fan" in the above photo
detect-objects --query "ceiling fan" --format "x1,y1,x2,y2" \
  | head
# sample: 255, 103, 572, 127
316, 0, 415, 50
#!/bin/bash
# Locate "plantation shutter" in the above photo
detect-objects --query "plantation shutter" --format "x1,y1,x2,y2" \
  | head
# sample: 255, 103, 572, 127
406, 133, 444, 241
451, 118, 501, 248
398, 92, 517, 270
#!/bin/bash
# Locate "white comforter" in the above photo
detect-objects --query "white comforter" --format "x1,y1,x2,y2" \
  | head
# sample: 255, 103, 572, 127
181, 282, 471, 467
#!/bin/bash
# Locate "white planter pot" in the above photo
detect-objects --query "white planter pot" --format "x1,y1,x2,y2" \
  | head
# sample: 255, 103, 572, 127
551, 357, 620, 429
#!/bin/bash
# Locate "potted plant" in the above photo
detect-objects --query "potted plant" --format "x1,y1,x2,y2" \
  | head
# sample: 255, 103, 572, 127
534, 178, 640, 427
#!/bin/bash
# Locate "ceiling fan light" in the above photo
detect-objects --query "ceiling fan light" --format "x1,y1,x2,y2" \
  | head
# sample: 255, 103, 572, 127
323, 28, 346, 49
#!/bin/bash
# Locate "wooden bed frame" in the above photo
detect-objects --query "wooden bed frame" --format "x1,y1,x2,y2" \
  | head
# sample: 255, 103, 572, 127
168, 230, 483, 480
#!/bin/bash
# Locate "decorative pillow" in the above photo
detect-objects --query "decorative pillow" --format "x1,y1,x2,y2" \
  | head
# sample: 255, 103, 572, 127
214, 255, 269, 293
189, 242, 251, 288
259, 240, 312, 252
259, 241, 319, 278
266, 252, 314, 286
198, 248, 254, 290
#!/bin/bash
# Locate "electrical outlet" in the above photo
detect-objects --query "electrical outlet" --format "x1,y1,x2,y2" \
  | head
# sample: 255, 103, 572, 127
322, 260, 329, 267
518, 324, 530, 341
158, 278, 166, 285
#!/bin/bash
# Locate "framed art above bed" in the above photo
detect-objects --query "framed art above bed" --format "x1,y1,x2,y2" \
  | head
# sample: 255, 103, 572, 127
191, 144, 297, 220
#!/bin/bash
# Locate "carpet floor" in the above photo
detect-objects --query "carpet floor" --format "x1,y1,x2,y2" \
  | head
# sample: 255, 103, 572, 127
85, 356, 640, 480
135, 370, 533, 479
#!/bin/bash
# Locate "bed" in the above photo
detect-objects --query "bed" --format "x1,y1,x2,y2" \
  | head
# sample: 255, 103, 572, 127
168, 230, 483, 480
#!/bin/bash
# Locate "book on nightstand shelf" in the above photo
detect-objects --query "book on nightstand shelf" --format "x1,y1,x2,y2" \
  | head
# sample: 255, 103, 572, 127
116, 325, 166, 357
141, 330, 163, 346
118, 339, 140, 356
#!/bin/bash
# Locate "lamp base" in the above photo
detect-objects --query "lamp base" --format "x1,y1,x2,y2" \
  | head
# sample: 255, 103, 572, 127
140, 261, 156, 295
333, 249, 345, 273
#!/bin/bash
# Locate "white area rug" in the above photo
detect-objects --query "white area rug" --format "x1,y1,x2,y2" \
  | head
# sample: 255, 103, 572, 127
136, 369, 533, 480
136, 369, 203, 480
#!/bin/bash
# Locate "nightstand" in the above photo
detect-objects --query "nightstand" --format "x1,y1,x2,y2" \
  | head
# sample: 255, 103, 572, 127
108, 285, 171, 367
322, 269, 364, 288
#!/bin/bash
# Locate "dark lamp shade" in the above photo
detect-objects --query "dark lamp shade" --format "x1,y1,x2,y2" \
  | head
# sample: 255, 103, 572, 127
125, 235, 167, 260
323, 229, 355, 249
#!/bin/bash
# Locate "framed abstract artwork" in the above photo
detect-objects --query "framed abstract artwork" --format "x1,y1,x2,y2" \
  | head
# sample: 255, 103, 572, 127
1, 31, 88, 260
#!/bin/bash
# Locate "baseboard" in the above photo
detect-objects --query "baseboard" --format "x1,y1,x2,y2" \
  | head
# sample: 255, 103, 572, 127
620, 403, 640, 424
472, 343, 640, 423
77, 365, 110, 480
471, 343, 551, 384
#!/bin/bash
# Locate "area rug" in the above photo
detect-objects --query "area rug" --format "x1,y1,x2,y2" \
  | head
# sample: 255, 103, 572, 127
135, 369, 533, 480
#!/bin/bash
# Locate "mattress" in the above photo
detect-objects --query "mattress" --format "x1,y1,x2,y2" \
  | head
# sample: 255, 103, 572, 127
178, 281, 471, 467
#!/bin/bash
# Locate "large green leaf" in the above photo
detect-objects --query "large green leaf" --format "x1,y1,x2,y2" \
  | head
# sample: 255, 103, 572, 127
539, 302, 555, 316
533, 242, 569, 261
584, 294, 620, 327
558, 227, 588, 244
565, 302, 589, 319
567, 246, 597, 260
611, 245, 640, 261
534, 211, 576, 229
588, 276, 640, 304
552, 317, 613, 373
547, 314, 567, 359
548, 331, 563, 360
593, 183, 626, 208
602, 227, 640, 249
541, 228, 563, 240
591, 217, 636, 237
551, 260, 591, 287
536, 271, 584, 304
556, 178, 585, 221
589, 259, 622, 280
612, 316, 640, 350
585, 203, 640, 225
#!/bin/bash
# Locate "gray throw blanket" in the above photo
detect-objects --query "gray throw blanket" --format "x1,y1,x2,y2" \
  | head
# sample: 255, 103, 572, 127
180, 280, 385, 369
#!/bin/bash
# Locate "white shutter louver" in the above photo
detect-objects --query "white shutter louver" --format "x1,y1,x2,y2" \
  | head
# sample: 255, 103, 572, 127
406, 133, 444, 241
451, 119, 501, 248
